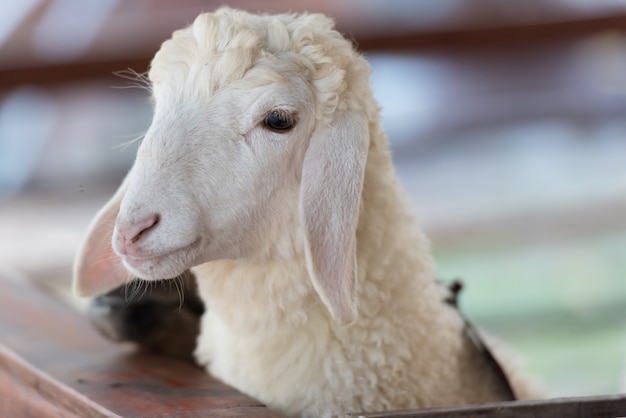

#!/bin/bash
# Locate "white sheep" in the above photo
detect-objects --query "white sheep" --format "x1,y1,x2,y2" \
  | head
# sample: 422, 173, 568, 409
73, 8, 539, 417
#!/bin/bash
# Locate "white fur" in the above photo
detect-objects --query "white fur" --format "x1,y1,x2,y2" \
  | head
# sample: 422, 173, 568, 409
74, 8, 538, 417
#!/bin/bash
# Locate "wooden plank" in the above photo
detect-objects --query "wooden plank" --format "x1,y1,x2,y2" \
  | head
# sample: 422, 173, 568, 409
0, 276, 284, 418
355, 395, 626, 418
0, 344, 120, 418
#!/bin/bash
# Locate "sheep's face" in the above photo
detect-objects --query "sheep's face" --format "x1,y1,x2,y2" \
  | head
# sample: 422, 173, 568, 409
114, 66, 317, 281
75, 8, 371, 323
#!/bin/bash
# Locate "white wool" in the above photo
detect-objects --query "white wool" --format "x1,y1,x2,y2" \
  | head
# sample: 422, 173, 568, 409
74, 8, 539, 417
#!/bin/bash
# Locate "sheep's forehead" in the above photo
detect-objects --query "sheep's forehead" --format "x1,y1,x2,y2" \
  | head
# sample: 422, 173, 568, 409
148, 8, 369, 124
149, 10, 314, 92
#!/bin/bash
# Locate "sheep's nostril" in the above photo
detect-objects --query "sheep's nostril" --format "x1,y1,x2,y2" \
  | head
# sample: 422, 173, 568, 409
128, 214, 159, 244
115, 214, 160, 256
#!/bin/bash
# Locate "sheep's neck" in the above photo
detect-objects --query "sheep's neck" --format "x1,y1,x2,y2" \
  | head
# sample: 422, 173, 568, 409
195, 129, 436, 332
194, 254, 320, 331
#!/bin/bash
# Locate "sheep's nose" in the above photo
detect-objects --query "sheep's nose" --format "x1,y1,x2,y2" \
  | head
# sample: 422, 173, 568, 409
116, 214, 159, 255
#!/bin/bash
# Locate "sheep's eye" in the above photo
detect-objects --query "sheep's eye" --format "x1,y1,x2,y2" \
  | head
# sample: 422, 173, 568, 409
263, 110, 295, 133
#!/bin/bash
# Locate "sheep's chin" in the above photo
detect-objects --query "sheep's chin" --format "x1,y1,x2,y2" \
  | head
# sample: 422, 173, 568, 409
121, 238, 201, 280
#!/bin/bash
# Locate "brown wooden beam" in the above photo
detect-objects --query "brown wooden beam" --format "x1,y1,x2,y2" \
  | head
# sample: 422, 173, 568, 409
2, 14, 626, 89
0, 58, 152, 89
355, 13, 626, 51
355, 394, 626, 418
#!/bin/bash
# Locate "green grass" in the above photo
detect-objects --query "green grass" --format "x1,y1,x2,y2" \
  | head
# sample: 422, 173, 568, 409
514, 325, 625, 397
433, 232, 626, 397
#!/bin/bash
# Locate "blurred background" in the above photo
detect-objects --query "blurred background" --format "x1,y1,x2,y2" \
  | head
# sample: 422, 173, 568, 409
1, 0, 625, 399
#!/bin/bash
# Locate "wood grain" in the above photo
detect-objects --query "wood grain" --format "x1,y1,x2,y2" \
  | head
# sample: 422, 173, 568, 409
0, 276, 284, 418
355, 394, 626, 418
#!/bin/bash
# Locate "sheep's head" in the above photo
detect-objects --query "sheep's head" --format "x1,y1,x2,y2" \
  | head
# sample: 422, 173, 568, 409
74, 8, 373, 325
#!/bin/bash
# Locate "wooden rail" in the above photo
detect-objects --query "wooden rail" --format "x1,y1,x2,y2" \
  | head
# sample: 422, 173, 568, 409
1, 275, 625, 417
0, 275, 284, 417
356, 395, 626, 418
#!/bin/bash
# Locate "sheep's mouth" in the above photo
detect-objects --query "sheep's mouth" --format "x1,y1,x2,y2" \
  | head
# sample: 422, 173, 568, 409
121, 238, 201, 279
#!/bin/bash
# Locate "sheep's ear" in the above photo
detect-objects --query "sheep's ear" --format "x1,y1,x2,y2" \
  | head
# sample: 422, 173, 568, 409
299, 111, 369, 325
73, 174, 131, 297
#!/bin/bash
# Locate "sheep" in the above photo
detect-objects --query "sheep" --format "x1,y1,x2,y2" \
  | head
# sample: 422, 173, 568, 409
73, 8, 539, 417
86, 272, 203, 361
